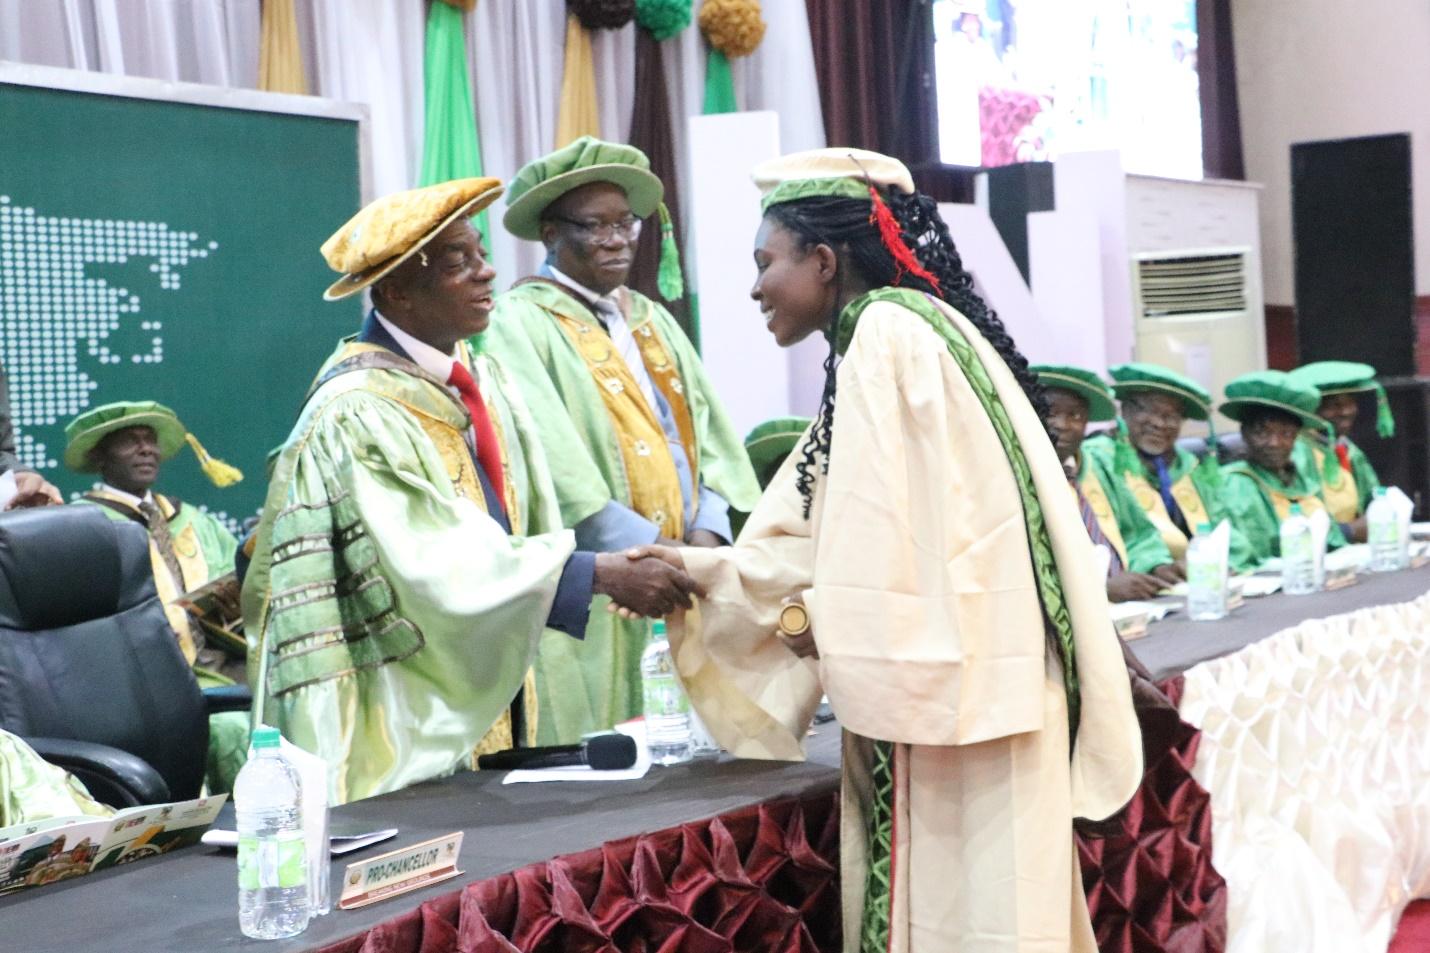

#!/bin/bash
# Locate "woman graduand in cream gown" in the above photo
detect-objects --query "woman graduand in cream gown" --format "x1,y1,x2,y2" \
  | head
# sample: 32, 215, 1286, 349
625, 150, 1142, 952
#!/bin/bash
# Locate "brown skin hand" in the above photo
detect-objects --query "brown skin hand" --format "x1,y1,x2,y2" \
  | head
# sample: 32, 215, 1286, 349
1241, 414, 1301, 483
1317, 392, 1359, 439
1122, 390, 1187, 460
88, 425, 161, 497
1044, 388, 1090, 464
749, 218, 871, 349
373, 220, 497, 354
5, 471, 62, 509
540, 182, 639, 297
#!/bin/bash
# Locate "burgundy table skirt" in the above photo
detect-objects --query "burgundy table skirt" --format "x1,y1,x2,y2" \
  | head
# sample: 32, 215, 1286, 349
320, 678, 1225, 953
319, 793, 842, 953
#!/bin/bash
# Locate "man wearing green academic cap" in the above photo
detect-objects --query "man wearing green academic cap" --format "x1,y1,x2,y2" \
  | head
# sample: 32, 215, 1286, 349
65, 400, 249, 791
1218, 370, 1348, 563
1033, 365, 1182, 602
1083, 363, 1257, 572
1287, 360, 1391, 540
486, 136, 760, 744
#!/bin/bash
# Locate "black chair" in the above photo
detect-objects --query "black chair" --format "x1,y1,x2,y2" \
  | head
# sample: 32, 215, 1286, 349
0, 506, 250, 807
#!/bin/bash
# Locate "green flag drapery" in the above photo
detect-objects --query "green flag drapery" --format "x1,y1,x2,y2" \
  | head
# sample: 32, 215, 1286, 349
419, 1, 489, 243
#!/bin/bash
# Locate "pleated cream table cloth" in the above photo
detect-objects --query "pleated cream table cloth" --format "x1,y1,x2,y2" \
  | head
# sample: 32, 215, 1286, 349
1178, 593, 1430, 952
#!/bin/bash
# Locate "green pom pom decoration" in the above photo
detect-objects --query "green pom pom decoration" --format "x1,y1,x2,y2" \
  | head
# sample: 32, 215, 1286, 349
635, 0, 693, 40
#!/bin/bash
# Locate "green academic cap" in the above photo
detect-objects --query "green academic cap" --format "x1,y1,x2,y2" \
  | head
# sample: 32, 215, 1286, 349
502, 135, 684, 301
1108, 362, 1219, 487
1220, 370, 1339, 482
64, 400, 243, 487
1032, 365, 1117, 422
744, 416, 812, 489
1288, 360, 1395, 438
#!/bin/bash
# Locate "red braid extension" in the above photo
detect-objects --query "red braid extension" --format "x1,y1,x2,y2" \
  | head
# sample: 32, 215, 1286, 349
868, 184, 942, 296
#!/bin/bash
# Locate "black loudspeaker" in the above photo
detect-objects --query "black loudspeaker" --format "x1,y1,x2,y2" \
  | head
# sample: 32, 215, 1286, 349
1291, 134, 1416, 375
1356, 377, 1430, 518
985, 161, 1055, 285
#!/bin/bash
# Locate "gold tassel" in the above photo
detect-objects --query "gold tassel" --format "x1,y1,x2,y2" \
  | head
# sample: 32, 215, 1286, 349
185, 433, 244, 487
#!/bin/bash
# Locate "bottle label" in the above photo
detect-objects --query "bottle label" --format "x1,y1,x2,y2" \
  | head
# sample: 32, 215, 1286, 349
1369, 519, 1398, 546
643, 676, 690, 718
1188, 558, 1224, 592
238, 830, 307, 891
1282, 530, 1313, 562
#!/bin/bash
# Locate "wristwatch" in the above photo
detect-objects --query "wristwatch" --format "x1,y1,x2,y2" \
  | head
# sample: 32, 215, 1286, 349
777, 602, 810, 638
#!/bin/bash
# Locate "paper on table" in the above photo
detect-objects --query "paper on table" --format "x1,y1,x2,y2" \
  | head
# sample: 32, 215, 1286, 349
501, 721, 652, 784
0, 471, 16, 510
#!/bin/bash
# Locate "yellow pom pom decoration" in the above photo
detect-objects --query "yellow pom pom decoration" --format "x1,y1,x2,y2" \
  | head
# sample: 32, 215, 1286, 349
698, 0, 766, 59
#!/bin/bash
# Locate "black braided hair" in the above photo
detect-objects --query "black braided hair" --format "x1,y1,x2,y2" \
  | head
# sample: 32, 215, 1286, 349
765, 190, 1049, 517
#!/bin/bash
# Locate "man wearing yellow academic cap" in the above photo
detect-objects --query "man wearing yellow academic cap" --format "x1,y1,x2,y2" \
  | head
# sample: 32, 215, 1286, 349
485, 137, 760, 745
241, 178, 701, 804
67, 400, 249, 791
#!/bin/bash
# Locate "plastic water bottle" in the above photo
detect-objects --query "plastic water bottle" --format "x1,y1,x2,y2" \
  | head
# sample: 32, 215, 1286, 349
1280, 503, 1317, 595
641, 620, 692, 766
236, 726, 310, 940
1186, 523, 1228, 621
1367, 487, 1403, 572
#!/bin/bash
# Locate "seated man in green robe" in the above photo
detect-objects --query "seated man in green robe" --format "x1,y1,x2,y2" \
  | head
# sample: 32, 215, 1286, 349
242, 177, 701, 804
484, 137, 761, 744
1084, 363, 1257, 572
1033, 365, 1181, 602
65, 402, 249, 792
1219, 370, 1348, 564
1287, 360, 1392, 543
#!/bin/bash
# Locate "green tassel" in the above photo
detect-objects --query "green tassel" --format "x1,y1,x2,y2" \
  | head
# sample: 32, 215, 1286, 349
1195, 413, 1222, 490
657, 201, 684, 301
1373, 381, 1395, 438
1319, 421, 1342, 484
1111, 418, 1143, 481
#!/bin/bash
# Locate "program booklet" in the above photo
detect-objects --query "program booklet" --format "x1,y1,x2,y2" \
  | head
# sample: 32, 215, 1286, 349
0, 794, 226, 894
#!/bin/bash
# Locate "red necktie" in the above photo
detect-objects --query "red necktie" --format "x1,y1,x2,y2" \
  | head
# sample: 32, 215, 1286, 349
447, 360, 507, 515
1335, 440, 1352, 473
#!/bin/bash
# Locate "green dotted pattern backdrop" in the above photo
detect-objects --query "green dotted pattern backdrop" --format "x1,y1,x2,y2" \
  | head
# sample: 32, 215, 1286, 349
1, 81, 363, 530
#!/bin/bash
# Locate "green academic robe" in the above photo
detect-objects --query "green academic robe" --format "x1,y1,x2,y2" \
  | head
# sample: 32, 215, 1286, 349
486, 281, 761, 744
1220, 459, 1348, 565
241, 341, 576, 805
1076, 447, 1174, 574
75, 494, 247, 793
0, 729, 112, 829
1293, 433, 1381, 523
1082, 436, 1258, 572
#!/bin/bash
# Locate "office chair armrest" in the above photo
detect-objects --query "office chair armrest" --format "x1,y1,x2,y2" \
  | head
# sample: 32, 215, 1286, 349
202, 684, 253, 715
24, 736, 171, 808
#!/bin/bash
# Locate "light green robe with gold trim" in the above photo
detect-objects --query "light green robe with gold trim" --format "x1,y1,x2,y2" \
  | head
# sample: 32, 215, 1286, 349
1221, 459, 1348, 565
241, 341, 575, 805
486, 281, 761, 744
1075, 447, 1175, 574
0, 730, 112, 828
74, 495, 247, 794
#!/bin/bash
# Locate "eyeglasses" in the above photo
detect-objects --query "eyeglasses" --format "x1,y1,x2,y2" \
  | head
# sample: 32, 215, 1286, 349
550, 215, 642, 244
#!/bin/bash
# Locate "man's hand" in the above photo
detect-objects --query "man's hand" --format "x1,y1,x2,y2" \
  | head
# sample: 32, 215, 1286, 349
1345, 516, 1369, 544
683, 528, 725, 549
1151, 561, 1185, 585
1106, 571, 1166, 603
594, 551, 704, 619
5, 471, 62, 510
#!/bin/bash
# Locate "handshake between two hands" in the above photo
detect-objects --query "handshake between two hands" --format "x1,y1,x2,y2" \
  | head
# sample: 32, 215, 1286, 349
592, 544, 701, 620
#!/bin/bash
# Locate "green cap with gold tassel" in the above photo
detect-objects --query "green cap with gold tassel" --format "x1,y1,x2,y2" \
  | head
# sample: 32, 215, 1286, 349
1288, 360, 1395, 439
63, 400, 242, 487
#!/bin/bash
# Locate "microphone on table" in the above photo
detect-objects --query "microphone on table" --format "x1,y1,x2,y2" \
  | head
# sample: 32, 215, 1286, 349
475, 732, 638, 772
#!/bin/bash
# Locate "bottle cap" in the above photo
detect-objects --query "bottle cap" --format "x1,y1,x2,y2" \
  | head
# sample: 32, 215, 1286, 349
652, 619, 667, 637
251, 726, 281, 749
1290, 503, 1303, 515
1375, 486, 1387, 497
1197, 522, 1213, 534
